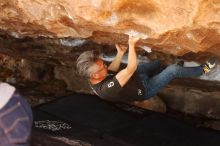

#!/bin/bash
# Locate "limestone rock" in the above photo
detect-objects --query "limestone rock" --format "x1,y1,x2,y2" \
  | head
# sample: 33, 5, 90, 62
0, 0, 220, 56
133, 96, 166, 113
159, 79, 220, 120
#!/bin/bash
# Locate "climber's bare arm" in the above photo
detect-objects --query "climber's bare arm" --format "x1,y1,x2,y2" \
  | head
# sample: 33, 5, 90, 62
115, 36, 140, 87
108, 44, 128, 72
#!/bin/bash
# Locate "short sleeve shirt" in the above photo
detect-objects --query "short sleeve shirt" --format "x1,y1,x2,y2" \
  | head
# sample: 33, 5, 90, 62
91, 72, 146, 103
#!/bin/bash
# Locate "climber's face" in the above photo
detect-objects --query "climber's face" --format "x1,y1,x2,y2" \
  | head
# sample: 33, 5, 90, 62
91, 59, 108, 79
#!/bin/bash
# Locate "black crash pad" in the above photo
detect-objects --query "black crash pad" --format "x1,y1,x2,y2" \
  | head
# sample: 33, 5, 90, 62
32, 93, 220, 146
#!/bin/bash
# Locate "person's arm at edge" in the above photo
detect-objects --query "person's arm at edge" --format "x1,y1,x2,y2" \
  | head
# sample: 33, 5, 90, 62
115, 36, 139, 87
108, 44, 127, 72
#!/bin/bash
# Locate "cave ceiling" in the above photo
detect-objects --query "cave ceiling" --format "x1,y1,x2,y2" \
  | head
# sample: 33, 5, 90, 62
1, 0, 220, 130
0, 0, 220, 57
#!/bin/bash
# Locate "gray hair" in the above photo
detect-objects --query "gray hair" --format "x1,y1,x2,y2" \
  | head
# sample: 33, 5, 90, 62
76, 50, 101, 78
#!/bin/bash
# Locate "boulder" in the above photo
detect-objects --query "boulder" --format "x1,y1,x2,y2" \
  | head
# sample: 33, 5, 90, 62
0, 0, 220, 56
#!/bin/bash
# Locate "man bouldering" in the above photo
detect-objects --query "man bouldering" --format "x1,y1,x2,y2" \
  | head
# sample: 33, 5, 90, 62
76, 36, 217, 104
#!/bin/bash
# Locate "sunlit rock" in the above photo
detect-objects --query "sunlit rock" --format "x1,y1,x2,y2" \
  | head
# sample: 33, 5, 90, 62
0, 0, 220, 56
1, 0, 220, 130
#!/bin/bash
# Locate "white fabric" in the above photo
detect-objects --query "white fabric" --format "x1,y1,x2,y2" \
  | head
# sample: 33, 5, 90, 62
0, 83, 15, 109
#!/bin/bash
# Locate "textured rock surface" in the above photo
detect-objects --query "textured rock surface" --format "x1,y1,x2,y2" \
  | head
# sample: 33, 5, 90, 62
1, 0, 220, 130
1, 32, 220, 130
159, 79, 220, 119
133, 96, 167, 113
0, 0, 220, 56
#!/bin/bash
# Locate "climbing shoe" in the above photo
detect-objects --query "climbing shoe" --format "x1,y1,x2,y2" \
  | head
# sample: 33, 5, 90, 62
202, 57, 218, 73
